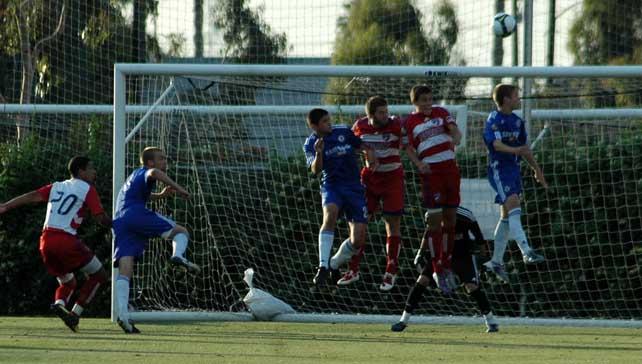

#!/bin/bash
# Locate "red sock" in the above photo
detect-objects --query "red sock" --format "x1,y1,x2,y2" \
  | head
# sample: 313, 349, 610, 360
428, 229, 443, 273
75, 271, 107, 307
442, 227, 455, 270
385, 236, 401, 274
55, 277, 77, 305
348, 245, 365, 272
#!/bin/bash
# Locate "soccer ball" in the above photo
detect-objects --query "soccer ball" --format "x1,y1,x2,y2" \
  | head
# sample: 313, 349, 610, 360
493, 12, 516, 38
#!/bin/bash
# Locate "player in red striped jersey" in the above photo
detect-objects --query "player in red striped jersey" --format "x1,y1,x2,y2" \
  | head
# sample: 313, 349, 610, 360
341, 96, 405, 291
404, 85, 462, 294
0, 156, 111, 332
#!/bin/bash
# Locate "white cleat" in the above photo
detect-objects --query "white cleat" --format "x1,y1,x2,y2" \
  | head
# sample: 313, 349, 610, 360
337, 270, 360, 286
379, 273, 397, 291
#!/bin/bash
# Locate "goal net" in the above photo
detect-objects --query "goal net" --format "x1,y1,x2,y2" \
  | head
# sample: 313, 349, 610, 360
113, 65, 642, 325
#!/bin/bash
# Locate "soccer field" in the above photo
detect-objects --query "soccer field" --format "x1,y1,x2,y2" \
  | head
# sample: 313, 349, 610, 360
1, 317, 640, 364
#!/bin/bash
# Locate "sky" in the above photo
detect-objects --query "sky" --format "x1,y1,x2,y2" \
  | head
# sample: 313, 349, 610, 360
152, 0, 582, 66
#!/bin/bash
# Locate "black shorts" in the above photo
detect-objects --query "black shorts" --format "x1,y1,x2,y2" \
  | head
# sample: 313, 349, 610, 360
421, 238, 480, 285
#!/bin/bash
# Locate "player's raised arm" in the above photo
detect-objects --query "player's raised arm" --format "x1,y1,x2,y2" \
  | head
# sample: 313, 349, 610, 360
0, 189, 46, 214
147, 168, 190, 199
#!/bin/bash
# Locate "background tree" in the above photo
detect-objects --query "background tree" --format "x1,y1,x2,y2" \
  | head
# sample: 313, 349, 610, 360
325, 0, 464, 107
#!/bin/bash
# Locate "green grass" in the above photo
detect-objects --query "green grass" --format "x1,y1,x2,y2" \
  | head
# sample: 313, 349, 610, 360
0, 317, 641, 363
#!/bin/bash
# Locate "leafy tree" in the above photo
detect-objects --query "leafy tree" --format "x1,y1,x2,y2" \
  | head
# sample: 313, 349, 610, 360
325, 0, 464, 106
211, 0, 289, 105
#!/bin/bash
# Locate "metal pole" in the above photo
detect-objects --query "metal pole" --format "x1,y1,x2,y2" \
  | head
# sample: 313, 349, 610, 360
522, 0, 534, 136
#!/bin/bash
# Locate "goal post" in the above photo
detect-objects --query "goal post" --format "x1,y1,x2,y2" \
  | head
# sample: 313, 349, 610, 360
112, 64, 642, 327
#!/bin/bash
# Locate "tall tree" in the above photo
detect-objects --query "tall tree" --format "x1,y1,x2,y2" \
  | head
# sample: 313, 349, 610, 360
212, 0, 288, 104
326, 0, 463, 105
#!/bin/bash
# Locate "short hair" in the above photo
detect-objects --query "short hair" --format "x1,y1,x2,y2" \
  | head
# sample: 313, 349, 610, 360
307, 108, 329, 125
68, 156, 91, 178
140, 147, 163, 166
493, 84, 519, 106
365, 96, 388, 116
410, 85, 433, 104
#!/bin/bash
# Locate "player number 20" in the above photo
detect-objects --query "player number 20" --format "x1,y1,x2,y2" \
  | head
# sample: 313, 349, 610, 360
51, 191, 79, 215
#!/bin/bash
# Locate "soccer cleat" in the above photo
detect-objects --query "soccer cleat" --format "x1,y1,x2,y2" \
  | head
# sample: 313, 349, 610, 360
390, 321, 407, 332
117, 318, 141, 334
50, 304, 79, 332
337, 270, 360, 286
313, 267, 329, 286
170, 255, 201, 273
483, 260, 509, 283
329, 268, 341, 286
432, 272, 452, 295
522, 251, 545, 265
379, 273, 397, 291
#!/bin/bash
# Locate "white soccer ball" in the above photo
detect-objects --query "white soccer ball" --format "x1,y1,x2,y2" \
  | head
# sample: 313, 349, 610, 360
493, 12, 516, 38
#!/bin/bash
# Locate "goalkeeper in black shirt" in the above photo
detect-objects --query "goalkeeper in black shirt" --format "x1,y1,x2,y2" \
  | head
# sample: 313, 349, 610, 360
391, 206, 499, 333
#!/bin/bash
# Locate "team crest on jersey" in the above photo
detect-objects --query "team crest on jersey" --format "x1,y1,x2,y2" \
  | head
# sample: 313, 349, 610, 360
424, 117, 443, 127
504, 185, 511, 193
338, 135, 345, 142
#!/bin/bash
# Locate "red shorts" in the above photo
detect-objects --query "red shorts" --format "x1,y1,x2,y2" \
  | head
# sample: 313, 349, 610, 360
39, 229, 94, 277
361, 167, 404, 215
421, 161, 461, 209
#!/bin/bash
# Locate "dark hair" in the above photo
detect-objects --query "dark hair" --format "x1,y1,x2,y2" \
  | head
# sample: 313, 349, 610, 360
365, 95, 388, 116
307, 108, 329, 125
493, 84, 518, 106
140, 146, 163, 166
68, 156, 91, 177
410, 85, 433, 103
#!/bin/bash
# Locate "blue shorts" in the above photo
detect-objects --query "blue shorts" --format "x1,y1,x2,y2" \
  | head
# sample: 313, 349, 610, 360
113, 207, 176, 263
321, 183, 368, 224
488, 164, 522, 205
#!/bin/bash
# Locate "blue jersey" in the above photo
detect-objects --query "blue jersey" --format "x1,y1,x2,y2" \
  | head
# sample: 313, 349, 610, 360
303, 125, 362, 187
115, 167, 155, 216
483, 110, 527, 169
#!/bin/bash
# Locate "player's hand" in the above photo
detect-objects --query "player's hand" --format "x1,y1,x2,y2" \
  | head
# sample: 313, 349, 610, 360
534, 168, 548, 189
451, 133, 461, 146
314, 138, 324, 154
367, 159, 380, 171
0, 203, 7, 215
515, 145, 531, 157
415, 161, 431, 174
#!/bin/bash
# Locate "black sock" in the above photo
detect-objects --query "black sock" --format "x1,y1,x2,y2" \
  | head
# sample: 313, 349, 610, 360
404, 283, 427, 313
469, 288, 491, 315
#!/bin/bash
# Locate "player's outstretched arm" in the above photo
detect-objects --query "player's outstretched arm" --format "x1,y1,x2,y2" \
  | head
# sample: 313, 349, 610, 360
0, 190, 45, 214
521, 148, 549, 189
148, 169, 190, 199
492, 139, 527, 155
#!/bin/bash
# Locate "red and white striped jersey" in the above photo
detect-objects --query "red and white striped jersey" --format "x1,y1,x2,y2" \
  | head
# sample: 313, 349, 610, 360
404, 107, 457, 166
37, 179, 104, 235
352, 116, 404, 173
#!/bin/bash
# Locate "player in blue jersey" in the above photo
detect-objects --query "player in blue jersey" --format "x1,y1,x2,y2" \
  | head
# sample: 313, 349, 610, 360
112, 147, 199, 333
482, 84, 548, 282
303, 108, 376, 288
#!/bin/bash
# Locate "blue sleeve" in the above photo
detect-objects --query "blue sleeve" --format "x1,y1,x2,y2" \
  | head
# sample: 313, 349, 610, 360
483, 113, 501, 147
303, 137, 316, 167
518, 117, 528, 145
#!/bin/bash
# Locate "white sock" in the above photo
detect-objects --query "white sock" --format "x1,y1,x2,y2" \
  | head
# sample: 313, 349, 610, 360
54, 299, 65, 306
484, 311, 497, 324
172, 233, 189, 258
491, 219, 509, 264
116, 275, 130, 321
71, 304, 83, 316
318, 230, 334, 268
330, 239, 354, 270
400, 311, 411, 324
508, 208, 532, 255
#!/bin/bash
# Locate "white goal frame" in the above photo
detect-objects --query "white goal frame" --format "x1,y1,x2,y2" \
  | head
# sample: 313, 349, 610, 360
112, 64, 642, 328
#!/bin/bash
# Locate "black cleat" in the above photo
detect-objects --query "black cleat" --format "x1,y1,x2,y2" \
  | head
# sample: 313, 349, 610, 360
117, 318, 141, 334
313, 267, 329, 286
170, 255, 201, 273
391, 321, 407, 332
486, 324, 499, 333
50, 304, 79, 332
329, 268, 341, 286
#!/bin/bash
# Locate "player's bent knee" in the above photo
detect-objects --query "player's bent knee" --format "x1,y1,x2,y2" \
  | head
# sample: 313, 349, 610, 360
164, 225, 189, 239
80, 256, 104, 275
464, 283, 479, 294
57, 273, 75, 284
417, 275, 431, 286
